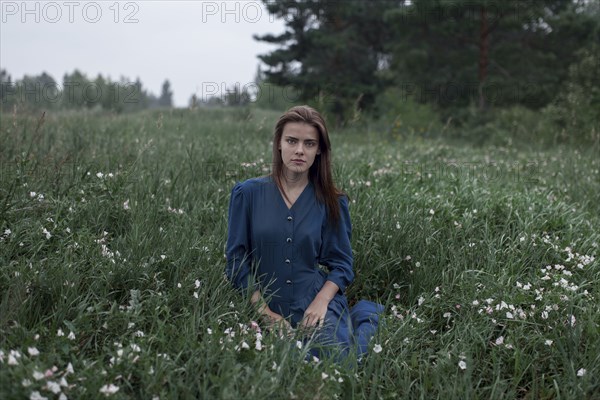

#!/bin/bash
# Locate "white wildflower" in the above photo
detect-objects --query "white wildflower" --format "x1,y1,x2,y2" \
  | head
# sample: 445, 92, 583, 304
46, 381, 61, 394
29, 392, 47, 400
458, 360, 467, 370
577, 368, 586, 377
99, 383, 120, 396
373, 344, 382, 353
27, 347, 39, 357
33, 370, 45, 380
8, 354, 19, 366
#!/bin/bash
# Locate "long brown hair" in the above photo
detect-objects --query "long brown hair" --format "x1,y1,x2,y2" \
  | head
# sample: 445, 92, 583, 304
271, 105, 345, 226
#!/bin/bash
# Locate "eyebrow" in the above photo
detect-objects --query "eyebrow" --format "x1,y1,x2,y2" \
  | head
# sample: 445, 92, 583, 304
284, 135, 317, 142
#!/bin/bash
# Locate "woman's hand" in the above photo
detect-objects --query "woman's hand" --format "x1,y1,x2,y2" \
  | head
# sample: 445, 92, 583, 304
301, 280, 340, 329
262, 309, 293, 334
251, 290, 293, 335
301, 295, 329, 328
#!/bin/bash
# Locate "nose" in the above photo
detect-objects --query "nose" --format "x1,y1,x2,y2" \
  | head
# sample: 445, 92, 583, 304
295, 144, 304, 155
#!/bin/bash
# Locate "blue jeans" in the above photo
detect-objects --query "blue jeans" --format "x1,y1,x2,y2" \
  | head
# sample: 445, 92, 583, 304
304, 299, 385, 361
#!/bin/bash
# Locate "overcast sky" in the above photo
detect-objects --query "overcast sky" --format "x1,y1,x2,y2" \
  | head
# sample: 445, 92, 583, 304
0, 0, 285, 107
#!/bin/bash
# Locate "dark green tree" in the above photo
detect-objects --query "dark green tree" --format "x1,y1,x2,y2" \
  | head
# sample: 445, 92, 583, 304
224, 84, 251, 107
158, 80, 173, 108
1, 69, 16, 110
255, 0, 396, 125
384, 0, 599, 111
62, 70, 91, 109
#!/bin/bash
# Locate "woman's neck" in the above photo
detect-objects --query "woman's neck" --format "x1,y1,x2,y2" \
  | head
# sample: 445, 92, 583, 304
281, 171, 309, 191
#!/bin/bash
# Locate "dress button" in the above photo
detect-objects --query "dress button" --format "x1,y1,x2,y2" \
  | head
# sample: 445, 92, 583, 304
286, 279, 292, 285
287, 216, 292, 221
285, 259, 290, 264
286, 237, 292, 243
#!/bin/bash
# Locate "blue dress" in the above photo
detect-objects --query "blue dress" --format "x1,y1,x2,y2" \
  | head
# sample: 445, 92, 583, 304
225, 176, 383, 359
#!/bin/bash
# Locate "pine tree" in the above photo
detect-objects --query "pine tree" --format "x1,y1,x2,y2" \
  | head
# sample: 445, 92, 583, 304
255, 0, 395, 125
385, 0, 598, 110
158, 80, 173, 108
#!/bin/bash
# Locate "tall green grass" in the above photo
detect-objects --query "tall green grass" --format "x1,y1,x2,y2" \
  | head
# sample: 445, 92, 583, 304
1, 107, 599, 399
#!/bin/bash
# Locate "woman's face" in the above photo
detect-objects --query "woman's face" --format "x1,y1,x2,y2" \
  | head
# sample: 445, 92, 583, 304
278, 122, 321, 179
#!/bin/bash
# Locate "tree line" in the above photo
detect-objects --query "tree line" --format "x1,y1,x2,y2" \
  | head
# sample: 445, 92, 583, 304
0, 69, 257, 112
254, 0, 599, 131
0, 69, 173, 113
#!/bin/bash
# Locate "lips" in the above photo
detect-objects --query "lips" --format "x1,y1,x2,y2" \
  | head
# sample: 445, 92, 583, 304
291, 159, 305, 163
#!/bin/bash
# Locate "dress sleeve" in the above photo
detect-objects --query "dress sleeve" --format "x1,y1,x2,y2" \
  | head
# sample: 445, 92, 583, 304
319, 194, 354, 294
225, 182, 256, 294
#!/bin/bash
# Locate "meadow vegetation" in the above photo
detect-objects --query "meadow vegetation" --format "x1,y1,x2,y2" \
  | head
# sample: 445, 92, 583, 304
1, 107, 598, 399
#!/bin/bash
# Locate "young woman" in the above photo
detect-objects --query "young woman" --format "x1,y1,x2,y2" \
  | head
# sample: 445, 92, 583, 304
225, 105, 383, 360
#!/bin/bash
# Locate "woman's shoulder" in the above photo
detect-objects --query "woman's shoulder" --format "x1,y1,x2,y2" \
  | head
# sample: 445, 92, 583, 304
336, 191, 350, 207
231, 175, 273, 195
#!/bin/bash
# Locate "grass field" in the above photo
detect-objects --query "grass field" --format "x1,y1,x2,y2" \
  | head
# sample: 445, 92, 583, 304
1, 107, 599, 399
